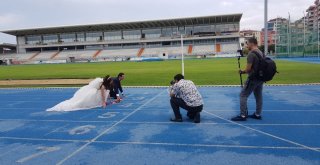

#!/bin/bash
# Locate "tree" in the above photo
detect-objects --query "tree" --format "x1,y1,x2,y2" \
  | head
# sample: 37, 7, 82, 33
259, 45, 265, 53
259, 45, 275, 55
269, 44, 275, 54
243, 48, 250, 55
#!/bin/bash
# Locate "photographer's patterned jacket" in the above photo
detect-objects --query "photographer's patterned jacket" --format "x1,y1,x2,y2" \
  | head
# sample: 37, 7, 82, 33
172, 79, 203, 107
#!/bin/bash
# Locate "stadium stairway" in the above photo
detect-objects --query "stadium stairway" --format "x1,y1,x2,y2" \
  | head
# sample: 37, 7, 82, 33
93, 50, 103, 58
188, 45, 193, 54
28, 52, 41, 60
216, 44, 221, 53
137, 48, 145, 57
50, 51, 61, 59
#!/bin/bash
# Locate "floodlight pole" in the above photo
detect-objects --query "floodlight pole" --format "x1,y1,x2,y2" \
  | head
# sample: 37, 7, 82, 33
288, 13, 291, 56
181, 34, 185, 76
318, 21, 320, 59
275, 17, 278, 56
264, 0, 268, 55
303, 11, 306, 58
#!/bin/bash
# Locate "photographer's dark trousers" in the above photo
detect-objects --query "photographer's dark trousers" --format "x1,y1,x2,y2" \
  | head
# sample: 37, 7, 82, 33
109, 90, 117, 99
170, 97, 203, 119
240, 79, 264, 117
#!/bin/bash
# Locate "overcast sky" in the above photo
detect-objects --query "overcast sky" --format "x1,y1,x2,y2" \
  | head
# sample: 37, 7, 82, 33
0, 0, 314, 44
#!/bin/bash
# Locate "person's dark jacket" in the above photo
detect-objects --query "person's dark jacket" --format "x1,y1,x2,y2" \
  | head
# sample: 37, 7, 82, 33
112, 77, 123, 96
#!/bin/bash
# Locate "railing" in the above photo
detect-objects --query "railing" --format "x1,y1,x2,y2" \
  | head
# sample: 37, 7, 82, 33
20, 34, 240, 48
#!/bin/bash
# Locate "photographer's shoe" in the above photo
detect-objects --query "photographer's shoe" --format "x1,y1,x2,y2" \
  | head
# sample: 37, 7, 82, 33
187, 112, 195, 120
249, 113, 262, 120
170, 118, 183, 122
231, 115, 247, 121
193, 112, 200, 123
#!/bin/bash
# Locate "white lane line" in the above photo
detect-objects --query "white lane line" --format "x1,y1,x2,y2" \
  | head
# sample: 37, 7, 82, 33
241, 124, 320, 126
137, 109, 320, 112
2, 99, 154, 102
2, 98, 318, 104
0, 119, 117, 123
56, 90, 165, 165
0, 119, 319, 126
0, 136, 88, 143
205, 110, 320, 112
44, 124, 70, 136
2, 107, 320, 112
204, 111, 320, 153
0, 145, 22, 158
16, 146, 61, 163
78, 111, 99, 120
114, 121, 320, 126
94, 141, 318, 150
0, 107, 136, 110
1, 136, 319, 151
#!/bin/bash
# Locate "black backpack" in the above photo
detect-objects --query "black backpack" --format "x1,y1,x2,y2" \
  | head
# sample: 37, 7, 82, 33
252, 51, 278, 82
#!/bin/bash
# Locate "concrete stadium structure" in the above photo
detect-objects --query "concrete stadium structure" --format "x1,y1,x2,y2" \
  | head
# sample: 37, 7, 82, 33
1, 14, 242, 64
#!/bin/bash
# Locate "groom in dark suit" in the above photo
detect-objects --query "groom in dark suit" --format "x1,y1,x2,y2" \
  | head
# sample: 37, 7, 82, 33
110, 73, 125, 103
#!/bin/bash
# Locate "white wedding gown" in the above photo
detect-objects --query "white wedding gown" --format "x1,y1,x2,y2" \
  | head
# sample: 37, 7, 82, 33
47, 78, 110, 112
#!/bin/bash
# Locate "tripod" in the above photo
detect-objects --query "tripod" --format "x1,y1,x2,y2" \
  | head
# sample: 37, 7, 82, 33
237, 56, 243, 88
237, 50, 244, 88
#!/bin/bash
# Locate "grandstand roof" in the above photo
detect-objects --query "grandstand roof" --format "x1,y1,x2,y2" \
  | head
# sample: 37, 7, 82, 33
0, 43, 16, 49
1, 14, 242, 36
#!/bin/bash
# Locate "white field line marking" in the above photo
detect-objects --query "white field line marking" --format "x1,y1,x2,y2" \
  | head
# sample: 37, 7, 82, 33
0, 145, 22, 158
0, 108, 136, 112
44, 124, 70, 136
76, 110, 116, 120
0, 107, 320, 114
94, 141, 319, 150
205, 110, 320, 112
2, 99, 156, 102
204, 111, 320, 152
1, 136, 319, 151
16, 146, 61, 163
238, 124, 320, 126
120, 122, 320, 126
2, 98, 317, 104
77, 111, 98, 119
0, 119, 117, 123
0, 119, 319, 126
0, 136, 89, 143
56, 90, 165, 165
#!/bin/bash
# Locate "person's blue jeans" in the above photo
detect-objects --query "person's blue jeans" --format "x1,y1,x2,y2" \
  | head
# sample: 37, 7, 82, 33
170, 97, 203, 119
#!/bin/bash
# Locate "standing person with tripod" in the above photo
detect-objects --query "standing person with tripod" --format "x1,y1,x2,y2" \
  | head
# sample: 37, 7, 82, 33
232, 38, 265, 121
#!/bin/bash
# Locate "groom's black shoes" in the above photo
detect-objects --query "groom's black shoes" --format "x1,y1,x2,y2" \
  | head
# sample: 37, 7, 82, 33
170, 118, 183, 122
187, 112, 195, 120
193, 112, 201, 123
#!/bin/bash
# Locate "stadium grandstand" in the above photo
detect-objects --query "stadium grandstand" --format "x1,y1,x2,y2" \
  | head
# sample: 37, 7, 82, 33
0, 43, 16, 65
0, 14, 242, 64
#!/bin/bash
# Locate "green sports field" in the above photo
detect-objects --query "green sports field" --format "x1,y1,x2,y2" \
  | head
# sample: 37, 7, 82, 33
1, 58, 320, 86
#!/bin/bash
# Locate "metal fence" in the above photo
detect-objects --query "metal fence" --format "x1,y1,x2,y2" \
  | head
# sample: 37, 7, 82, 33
275, 19, 320, 58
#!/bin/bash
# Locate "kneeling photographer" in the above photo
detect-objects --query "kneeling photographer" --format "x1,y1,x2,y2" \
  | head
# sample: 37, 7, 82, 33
169, 74, 204, 123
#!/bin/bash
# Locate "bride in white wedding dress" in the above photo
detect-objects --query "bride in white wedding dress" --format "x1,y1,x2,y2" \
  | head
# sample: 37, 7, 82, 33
47, 75, 113, 112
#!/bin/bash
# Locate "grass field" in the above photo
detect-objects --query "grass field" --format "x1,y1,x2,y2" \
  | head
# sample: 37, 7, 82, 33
1, 58, 320, 86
